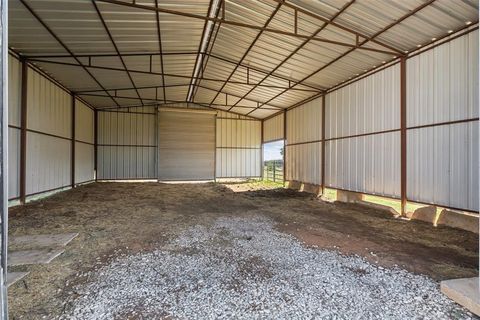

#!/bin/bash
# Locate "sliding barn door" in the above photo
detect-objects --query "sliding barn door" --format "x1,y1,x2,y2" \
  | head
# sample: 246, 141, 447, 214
158, 109, 215, 181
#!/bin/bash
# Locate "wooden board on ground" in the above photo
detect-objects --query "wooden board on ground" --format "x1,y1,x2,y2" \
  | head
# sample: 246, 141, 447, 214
8, 249, 65, 266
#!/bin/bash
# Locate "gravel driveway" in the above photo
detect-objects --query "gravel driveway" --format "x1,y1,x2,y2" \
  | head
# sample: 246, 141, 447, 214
61, 215, 474, 320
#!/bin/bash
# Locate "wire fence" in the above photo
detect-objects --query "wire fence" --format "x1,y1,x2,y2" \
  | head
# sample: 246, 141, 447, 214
263, 160, 284, 183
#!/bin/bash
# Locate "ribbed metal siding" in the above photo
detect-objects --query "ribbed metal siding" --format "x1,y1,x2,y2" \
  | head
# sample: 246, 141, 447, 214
285, 97, 322, 184
27, 67, 71, 138
75, 99, 94, 184
407, 122, 478, 211
324, 64, 401, 197
406, 31, 479, 211
97, 109, 156, 179
263, 113, 284, 143
325, 132, 401, 198
8, 55, 21, 199
326, 64, 400, 138
26, 67, 72, 195
216, 115, 261, 178
407, 30, 478, 127
286, 98, 322, 143
26, 132, 71, 194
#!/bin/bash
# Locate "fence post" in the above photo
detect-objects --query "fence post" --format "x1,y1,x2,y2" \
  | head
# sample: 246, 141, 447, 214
273, 160, 276, 182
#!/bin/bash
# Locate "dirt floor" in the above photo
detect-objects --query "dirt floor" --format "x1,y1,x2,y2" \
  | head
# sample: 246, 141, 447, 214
7, 181, 479, 319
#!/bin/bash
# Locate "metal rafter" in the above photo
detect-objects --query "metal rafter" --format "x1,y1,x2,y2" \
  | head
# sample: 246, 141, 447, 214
192, 4, 224, 101
95, 0, 398, 55
248, 0, 437, 115
186, 0, 217, 101
271, 0, 405, 56
29, 58, 319, 93
24, 51, 325, 92
19, 0, 120, 107
154, 0, 167, 103
207, 2, 283, 109
92, 0, 144, 105
228, 0, 355, 112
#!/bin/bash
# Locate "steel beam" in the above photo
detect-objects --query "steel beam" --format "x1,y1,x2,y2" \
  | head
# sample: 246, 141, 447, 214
19, 59, 27, 204
154, 0, 167, 103
71, 94, 76, 188
19, 0, 120, 107
96, 0, 398, 55
400, 57, 407, 216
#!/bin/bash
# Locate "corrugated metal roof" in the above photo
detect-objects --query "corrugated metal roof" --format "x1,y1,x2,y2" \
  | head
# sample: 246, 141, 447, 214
8, 0, 479, 119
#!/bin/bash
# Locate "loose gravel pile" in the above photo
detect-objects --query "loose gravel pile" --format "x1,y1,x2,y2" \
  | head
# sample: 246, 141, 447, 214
61, 216, 474, 319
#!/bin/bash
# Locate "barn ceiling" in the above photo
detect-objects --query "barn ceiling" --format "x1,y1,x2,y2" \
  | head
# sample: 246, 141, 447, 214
8, 0, 479, 119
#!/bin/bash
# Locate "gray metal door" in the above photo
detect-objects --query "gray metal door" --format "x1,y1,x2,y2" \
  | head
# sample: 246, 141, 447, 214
158, 109, 215, 181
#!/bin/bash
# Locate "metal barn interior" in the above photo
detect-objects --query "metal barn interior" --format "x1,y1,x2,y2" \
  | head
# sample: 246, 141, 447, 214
0, 0, 478, 318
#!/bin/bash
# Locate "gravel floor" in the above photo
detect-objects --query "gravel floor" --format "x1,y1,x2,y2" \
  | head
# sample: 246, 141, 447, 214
61, 215, 474, 320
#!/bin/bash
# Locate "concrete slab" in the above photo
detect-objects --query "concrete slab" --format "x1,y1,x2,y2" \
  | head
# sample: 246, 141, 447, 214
10, 233, 78, 249
8, 249, 65, 266
7, 272, 29, 288
406, 206, 437, 224
441, 277, 480, 316
437, 210, 479, 234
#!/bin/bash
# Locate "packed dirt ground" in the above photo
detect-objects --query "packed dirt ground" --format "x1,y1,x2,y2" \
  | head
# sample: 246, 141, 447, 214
7, 181, 479, 319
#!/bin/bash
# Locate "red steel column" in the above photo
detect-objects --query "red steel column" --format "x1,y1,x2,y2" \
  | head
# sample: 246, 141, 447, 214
19, 60, 28, 204
321, 94, 326, 195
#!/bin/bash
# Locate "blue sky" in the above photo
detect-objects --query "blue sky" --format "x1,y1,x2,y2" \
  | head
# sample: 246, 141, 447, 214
264, 140, 284, 161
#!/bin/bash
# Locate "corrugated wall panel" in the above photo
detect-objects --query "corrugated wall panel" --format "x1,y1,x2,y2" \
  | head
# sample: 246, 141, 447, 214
27, 67, 71, 138
216, 114, 261, 178
8, 55, 21, 127
8, 55, 22, 199
8, 128, 20, 200
326, 64, 400, 138
407, 122, 478, 211
26, 132, 71, 195
75, 142, 94, 184
286, 142, 321, 185
406, 30, 479, 211
75, 99, 94, 143
263, 112, 284, 142
97, 109, 156, 179
75, 99, 94, 184
407, 30, 478, 127
325, 132, 401, 198
286, 98, 322, 144
285, 97, 322, 184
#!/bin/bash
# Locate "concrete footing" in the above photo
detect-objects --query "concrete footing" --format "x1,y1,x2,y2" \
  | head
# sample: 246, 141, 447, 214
287, 181, 301, 190
441, 277, 480, 316
437, 209, 479, 234
406, 206, 438, 224
336, 190, 363, 203
301, 183, 321, 196
355, 200, 400, 217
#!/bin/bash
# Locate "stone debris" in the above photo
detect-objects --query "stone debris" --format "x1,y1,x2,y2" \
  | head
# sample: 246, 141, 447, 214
61, 216, 474, 320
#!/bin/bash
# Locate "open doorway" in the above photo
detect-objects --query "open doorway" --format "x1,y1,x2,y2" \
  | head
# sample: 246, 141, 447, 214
263, 140, 285, 184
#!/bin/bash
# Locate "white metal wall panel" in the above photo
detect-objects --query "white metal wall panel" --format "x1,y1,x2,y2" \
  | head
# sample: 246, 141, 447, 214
75, 99, 94, 183
285, 98, 322, 185
26, 67, 72, 138
407, 30, 479, 127
75, 142, 94, 184
26, 132, 71, 195
8, 55, 21, 127
8, 55, 22, 199
286, 142, 321, 185
8, 128, 20, 200
216, 116, 261, 178
75, 99, 94, 143
97, 109, 156, 179
286, 98, 322, 144
263, 112, 284, 142
326, 64, 400, 139
407, 122, 479, 211
159, 110, 215, 180
325, 132, 401, 198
